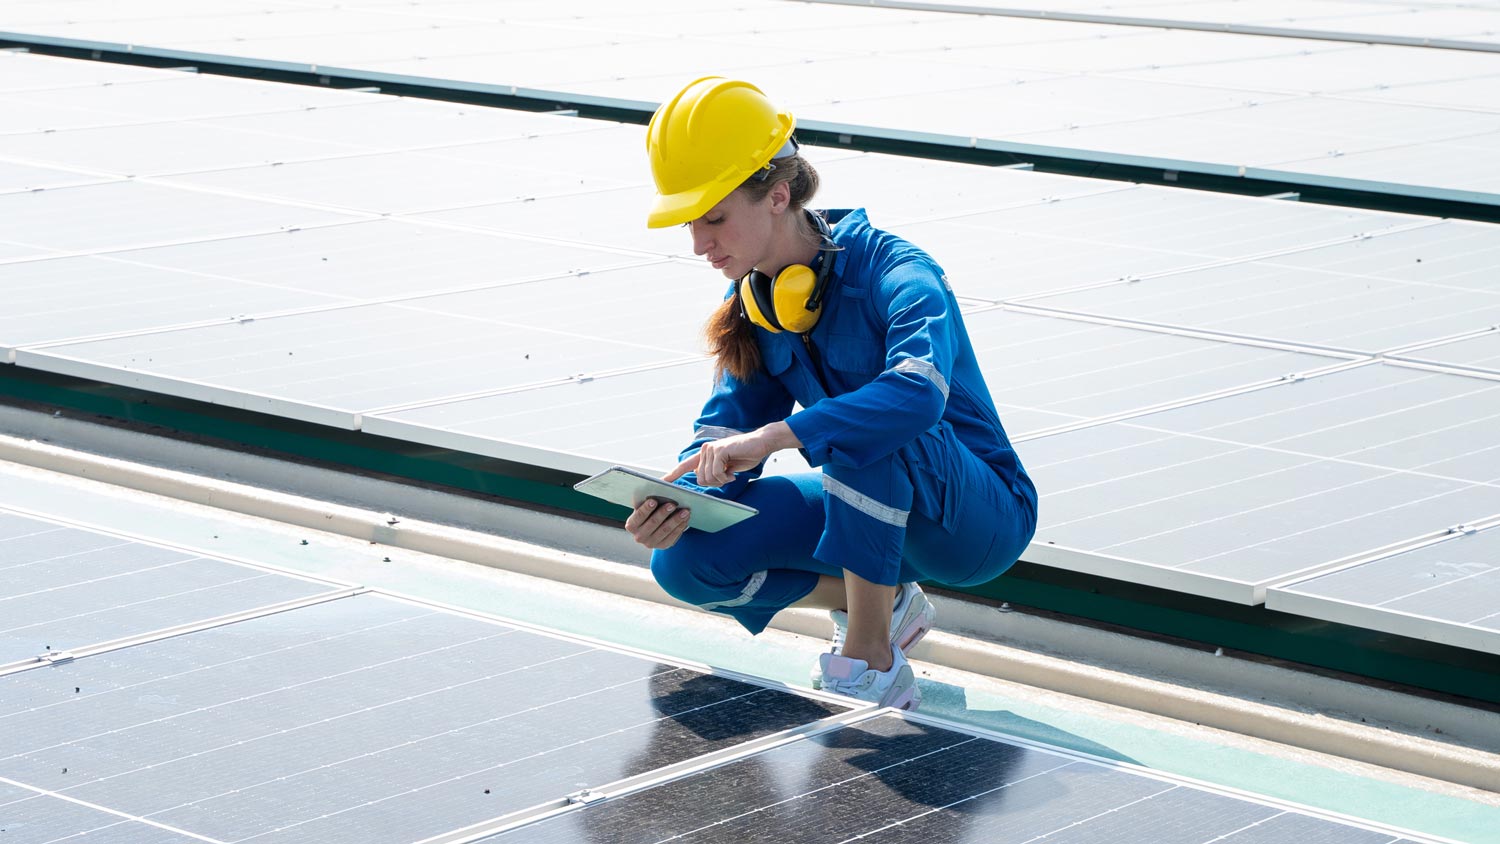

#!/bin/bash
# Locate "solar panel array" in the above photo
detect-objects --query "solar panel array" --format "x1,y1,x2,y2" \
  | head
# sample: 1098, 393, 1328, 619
4, 0, 1499, 209
0, 503, 1442, 843
3, 50, 1499, 657
869, 0, 1500, 50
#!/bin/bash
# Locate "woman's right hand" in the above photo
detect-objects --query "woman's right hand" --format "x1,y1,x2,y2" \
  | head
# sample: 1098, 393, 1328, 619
625, 497, 691, 550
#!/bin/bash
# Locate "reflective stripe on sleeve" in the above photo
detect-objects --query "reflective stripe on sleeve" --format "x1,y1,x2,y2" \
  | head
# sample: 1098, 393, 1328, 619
694, 425, 746, 441
892, 358, 949, 401
699, 570, 767, 610
822, 476, 910, 528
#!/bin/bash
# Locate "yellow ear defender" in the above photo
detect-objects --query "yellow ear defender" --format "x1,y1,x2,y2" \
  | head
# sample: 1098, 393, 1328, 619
739, 210, 840, 334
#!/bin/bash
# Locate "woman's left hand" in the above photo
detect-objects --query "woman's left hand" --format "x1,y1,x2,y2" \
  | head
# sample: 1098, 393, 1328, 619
665, 422, 801, 487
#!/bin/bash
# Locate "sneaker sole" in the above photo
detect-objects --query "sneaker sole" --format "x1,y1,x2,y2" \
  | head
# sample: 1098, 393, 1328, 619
880, 665, 922, 711
812, 595, 936, 691
892, 597, 936, 653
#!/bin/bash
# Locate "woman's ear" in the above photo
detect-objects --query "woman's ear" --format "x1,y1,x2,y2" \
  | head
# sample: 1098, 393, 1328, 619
768, 179, 792, 214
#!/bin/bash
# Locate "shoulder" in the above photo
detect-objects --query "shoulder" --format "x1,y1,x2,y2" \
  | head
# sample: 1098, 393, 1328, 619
823, 208, 948, 306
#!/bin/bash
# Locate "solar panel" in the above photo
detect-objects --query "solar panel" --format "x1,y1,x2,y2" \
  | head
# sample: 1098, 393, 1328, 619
4, 50, 1500, 662
6, 0, 1497, 206
840, 0, 1500, 50
0, 503, 1446, 844
1021, 362, 1500, 603
0, 158, 113, 193
1268, 523, 1500, 655
0, 591, 850, 844
484, 712, 1431, 843
1021, 222, 1500, 353
0, 507, 348, 669
0, 48, 183, 93
0, 181, 361, 262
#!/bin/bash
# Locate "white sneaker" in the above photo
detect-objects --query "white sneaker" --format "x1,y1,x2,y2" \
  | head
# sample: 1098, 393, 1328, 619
810, 582, 935, 689
818, 645, 922, 710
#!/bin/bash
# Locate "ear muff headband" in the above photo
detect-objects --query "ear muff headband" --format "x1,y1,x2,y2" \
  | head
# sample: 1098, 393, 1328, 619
738, 211, 838, 334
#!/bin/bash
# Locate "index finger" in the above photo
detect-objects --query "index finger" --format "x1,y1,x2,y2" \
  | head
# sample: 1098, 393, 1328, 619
662, 453, 699, 484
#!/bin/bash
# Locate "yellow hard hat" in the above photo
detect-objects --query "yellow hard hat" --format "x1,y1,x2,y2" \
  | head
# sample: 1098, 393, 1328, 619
645, 77, 796, 229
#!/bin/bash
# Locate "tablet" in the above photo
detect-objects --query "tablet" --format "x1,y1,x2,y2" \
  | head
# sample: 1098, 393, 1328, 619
573, 466, 758, 533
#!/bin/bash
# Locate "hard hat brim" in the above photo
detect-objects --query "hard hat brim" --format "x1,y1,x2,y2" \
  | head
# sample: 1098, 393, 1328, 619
646, 179, 736, 229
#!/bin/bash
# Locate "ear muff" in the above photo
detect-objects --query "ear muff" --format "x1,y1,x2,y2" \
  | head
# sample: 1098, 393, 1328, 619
740, 269, 781, 332
739, 263, 821, 334
738, 211, 838, 334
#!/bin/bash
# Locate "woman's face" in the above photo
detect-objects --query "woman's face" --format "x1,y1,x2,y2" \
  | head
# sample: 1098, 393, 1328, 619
687, 186, 778, 280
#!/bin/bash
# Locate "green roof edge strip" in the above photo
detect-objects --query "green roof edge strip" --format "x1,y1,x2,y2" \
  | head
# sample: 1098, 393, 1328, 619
4, 364, 1498, 707
3, 33, 1499, 223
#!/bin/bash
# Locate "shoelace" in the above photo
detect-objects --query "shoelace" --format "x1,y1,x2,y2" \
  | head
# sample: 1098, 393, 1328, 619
827, 611, 848, 655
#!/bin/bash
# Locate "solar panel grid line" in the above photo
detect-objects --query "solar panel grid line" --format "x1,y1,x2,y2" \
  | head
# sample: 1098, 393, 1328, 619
0, 204, 366, 272
123, 660, 704, 840
832, 181, 1141, 240
1327, 86, 1500, 117
1004, 302, 1384, 360
0, 591, 855, 844
415, 202, 691, 259
361, 355, 707, 416
1386, 355, 1500, 381
0, 67, 205, 98
1076, 409, 1497, 518
820, 744, 1091, 844
351, 360, 712, 434
0, 586, 368, 678
1046, 469, 1495, 599
0, 76, 387, 136
0, 774, 228, 844
10, 649, 624, 841
0, 501, 365, 590
894, 710, 1455, 843
2, 254, 670, 357
1263, 523, 1500, 652
361, 588, 866, 714
0, 215, 371, 269
1000, 217, 1447, 306
96, 121, 623, 189
417, 707, 883, 844
1259, 118, 1500, 170
1259, 525, 1473, 594
1012, 358, 1373, 443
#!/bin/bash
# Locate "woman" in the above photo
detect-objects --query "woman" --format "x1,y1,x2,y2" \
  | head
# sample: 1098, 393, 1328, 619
626, 77, 1037, 710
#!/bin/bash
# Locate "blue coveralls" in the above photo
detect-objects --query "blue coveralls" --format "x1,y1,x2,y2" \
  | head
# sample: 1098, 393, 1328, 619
652, 208, 1038, 634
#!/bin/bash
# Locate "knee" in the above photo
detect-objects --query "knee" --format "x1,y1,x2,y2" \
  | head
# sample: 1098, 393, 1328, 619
650, 542, 716, 606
